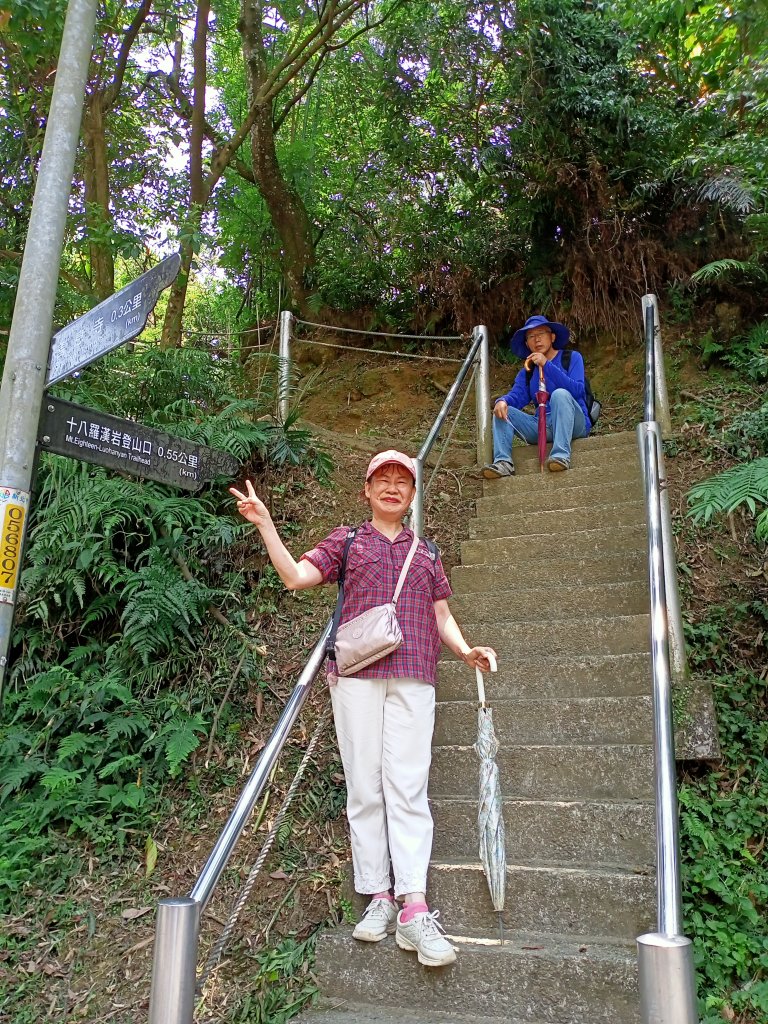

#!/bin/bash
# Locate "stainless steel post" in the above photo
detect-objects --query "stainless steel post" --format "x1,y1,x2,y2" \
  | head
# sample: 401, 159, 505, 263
0, 0, 98, 703
148, 897, 200, 1024
642, 295, 673, 437
652, 423, 689, 682
190, 623, 329, 909
637, 422, 683, 937
278, 310, 293, 422
474, 325, 493, 466
637, 933, 698, 1024
412, 458, 424, 537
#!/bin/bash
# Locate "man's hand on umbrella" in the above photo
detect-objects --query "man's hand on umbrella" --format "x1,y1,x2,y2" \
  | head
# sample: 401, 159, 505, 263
493, 400, 509, 421
527, 352, 547, 368
464, 646, 497, 672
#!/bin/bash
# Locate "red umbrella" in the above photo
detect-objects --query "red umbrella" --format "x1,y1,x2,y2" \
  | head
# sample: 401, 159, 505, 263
525, 355, 549, 472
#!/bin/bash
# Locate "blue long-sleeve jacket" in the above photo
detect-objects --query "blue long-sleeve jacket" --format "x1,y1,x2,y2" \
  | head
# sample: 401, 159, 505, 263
495, 350, 591, 435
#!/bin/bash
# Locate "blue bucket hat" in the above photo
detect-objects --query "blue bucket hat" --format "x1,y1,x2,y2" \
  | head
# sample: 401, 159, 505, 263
509, 314, 570, 358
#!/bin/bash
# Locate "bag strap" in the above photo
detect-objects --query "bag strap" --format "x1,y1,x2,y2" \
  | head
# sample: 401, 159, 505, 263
326, 527, 358, 660
326, 528, 421, 660
392, 533, 421, 607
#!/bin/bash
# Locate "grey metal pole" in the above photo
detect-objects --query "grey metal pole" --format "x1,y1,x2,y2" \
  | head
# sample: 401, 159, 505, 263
642, 295, 673, 437
0, 0, 98, 702
190, 623, 329, 910
637, 933, 698, 1024
412, 458, 424, 538
278, 310, 293, 422
474, 325, 493, 466
637, 422, 683, 937
148, 897, 200, 1024
652, 423, 689, 682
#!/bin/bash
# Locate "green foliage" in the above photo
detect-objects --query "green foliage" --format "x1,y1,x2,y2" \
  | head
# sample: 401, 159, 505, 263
681, 607, 768, 1023
724, 402, 768, 460
227, 934, 318, 1023
0, 346, 331, 912
690, 259, 768, 286
687, 458, 768, 541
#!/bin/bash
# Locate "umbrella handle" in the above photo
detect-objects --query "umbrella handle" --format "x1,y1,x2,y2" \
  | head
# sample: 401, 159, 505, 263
475, 652, 497, 706
524, 355, 546, 392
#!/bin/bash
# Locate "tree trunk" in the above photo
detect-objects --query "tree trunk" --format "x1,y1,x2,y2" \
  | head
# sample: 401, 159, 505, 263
240, 0, 317, 312
160, 0, 209, 348
160, 236, 194, 348
82, 95, 115, 300
249, 100, 316, 311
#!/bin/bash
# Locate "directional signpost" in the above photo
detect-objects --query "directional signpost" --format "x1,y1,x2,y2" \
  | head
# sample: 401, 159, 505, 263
47, 253, 182, 385
0, 247, 242, 705
39, 397, 239, 491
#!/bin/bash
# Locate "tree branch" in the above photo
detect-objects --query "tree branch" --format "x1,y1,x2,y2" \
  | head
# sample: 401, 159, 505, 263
103, 0, 154, 110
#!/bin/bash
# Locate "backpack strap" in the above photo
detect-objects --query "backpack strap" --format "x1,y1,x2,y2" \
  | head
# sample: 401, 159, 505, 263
326, 527, 358, 661
423, 537, 439, 561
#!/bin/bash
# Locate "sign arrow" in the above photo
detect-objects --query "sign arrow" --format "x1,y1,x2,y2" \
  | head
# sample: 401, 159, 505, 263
46, 253, 182, 386
38, 396, 239, 492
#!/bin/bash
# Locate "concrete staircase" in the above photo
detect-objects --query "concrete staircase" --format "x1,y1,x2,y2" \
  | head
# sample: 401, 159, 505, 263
301, 431, 656, 1024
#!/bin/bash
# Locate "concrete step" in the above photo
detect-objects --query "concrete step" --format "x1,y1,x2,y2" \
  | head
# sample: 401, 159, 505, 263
431, 797, 655, 870
476, 480, 644, 518
298, 1004, 538, 1024
433, 696, 653, 747
453, 614, 650, 658
430, 743, 654, 801
313, 929, 641, 1023
427, 861, 655, 942
437, 653, 651, 701
469, 502, 646, 539
483, 462, 641, 496
461, 525, 646, 565
451, 552, 647, 593
512, 445, 640, 476
510, 430, 638, 464
450, 582, 648, 623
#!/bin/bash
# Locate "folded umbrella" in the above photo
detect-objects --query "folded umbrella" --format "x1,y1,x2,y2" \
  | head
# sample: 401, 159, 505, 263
525, 355, 549, 472
474, 655, 506, 943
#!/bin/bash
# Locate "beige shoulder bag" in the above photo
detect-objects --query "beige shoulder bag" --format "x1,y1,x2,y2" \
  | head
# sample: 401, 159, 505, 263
328, 532, 420, 677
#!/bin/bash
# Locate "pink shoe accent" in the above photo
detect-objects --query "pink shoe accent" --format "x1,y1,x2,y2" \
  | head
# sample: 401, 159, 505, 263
372, 891, 394, 902
399, 902, 428, 924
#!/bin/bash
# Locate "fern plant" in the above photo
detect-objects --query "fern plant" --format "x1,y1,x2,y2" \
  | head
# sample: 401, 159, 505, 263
687, 458, 768, 541
1, 343, 332, 912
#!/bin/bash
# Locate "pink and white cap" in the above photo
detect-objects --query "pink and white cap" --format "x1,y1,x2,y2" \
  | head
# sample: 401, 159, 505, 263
364, 449, 416, 483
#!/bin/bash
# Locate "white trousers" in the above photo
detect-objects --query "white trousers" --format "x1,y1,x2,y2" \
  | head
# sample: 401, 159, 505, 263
330, 676, 436, 899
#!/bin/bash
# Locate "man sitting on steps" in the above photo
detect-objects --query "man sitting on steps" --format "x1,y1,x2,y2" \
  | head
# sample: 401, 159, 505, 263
483, 314, 591, 478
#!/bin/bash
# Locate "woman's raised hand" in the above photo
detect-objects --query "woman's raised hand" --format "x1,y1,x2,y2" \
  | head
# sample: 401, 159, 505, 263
229, 479, 271, 528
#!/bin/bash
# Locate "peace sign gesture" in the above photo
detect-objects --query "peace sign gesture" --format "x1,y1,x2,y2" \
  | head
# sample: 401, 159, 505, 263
229, 479, 271, 529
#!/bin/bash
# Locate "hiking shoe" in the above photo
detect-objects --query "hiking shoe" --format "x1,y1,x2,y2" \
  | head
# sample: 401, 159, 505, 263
547, 458, 569, 472
395, 909, 457, 967
352, 898, 398, 942
482, 460, 515, 480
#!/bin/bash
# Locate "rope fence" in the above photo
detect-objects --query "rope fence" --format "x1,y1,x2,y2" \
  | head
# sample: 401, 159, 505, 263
424, 363, 477, 496
195, 709, 331, 1005
294, 317, 464, 342
292, 335, 464, 364
181, 323, 277, 338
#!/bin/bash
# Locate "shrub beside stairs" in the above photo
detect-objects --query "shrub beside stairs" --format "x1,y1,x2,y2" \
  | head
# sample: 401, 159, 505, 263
300, 430, 659, 1024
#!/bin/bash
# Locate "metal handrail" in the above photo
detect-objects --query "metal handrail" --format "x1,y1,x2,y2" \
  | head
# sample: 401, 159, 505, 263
412, 325, 492, 535
148, 326, 494, 1023
148, 623, 330, 1024
636, 299, 698, 1024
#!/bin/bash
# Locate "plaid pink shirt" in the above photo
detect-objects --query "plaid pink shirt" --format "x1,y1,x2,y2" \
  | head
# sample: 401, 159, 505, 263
301, 521, 452, 684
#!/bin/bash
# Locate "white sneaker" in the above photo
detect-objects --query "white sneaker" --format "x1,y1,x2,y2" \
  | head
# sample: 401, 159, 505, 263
352, 898, 398, 942
395, 908, 457, 967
